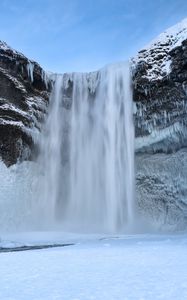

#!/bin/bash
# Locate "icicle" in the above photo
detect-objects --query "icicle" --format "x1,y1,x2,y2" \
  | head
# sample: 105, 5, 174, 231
42, 70, 49, 89
27, 61, 34, 83
133, 102, 137, 114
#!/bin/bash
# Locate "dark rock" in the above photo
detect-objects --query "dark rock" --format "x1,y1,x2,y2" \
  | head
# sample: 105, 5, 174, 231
132, 29, 187, 152
0, 41, 52, 166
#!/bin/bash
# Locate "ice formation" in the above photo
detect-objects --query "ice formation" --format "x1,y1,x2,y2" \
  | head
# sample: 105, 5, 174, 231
27, 61, 34, 82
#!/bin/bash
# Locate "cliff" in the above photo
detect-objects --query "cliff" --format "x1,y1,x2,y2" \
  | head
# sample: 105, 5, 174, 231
132, 18, 187, 229
0, 41, 51, 166
132, 18, 187, 152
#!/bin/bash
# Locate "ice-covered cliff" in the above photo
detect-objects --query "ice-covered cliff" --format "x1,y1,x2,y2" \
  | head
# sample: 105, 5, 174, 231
132, 18, 187, 230
132, 18, 187, 152
0, 41, 51, 166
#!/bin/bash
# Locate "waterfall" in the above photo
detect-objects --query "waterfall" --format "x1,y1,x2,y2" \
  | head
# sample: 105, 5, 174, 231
38, 75, 63, 224
38, 61, 135, 233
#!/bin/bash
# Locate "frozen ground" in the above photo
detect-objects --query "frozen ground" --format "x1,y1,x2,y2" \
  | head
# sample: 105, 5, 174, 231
0, 233, 187, 300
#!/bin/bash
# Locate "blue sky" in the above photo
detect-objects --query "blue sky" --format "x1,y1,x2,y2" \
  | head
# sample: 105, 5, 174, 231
0, 0, 187, 73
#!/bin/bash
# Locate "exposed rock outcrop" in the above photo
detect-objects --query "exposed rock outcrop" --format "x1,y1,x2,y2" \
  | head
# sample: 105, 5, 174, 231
0, 41, 51, 166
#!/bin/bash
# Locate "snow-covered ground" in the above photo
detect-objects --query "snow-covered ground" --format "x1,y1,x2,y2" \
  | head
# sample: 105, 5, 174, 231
0, 233, 186, 300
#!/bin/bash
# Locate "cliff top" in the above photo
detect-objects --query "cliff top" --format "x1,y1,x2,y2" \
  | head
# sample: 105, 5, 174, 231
133, 18, 187, 81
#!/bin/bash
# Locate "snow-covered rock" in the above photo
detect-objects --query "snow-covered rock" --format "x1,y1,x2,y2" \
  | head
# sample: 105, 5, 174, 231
132, 18, 187, 229
132, 17, 187, 81
132, 18, 187, 151
0, 41, 51, 166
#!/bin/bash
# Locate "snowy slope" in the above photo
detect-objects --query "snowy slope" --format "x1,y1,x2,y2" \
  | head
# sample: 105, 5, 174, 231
0, 234, 186, 300
0, 40, 25, 55
132, 18, 187, 80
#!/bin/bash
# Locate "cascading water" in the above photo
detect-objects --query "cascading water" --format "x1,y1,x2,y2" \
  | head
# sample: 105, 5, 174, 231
38, 75, 64, 224
38, 61, 135, 233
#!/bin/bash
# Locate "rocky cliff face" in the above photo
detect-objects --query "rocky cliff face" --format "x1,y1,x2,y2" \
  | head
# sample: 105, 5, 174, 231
0, 41, 51, 166
132, 18, 187, 153
132, 18, 187, 229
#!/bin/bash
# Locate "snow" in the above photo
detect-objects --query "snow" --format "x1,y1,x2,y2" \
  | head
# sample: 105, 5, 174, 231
0, 233, 186, 300
162, 59, 171, 75
0, 66, 27, 92
146, 18, 187, 50
0, 41, 16, 53
151, 18, 187, 50
0, 95, 47, 138
0, 40, 29, 61
0, 118, 24, 127
0, 103, 29, 117
132, 18, 187, 81
26, 95, 48, 128
0, 161, 44, 232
